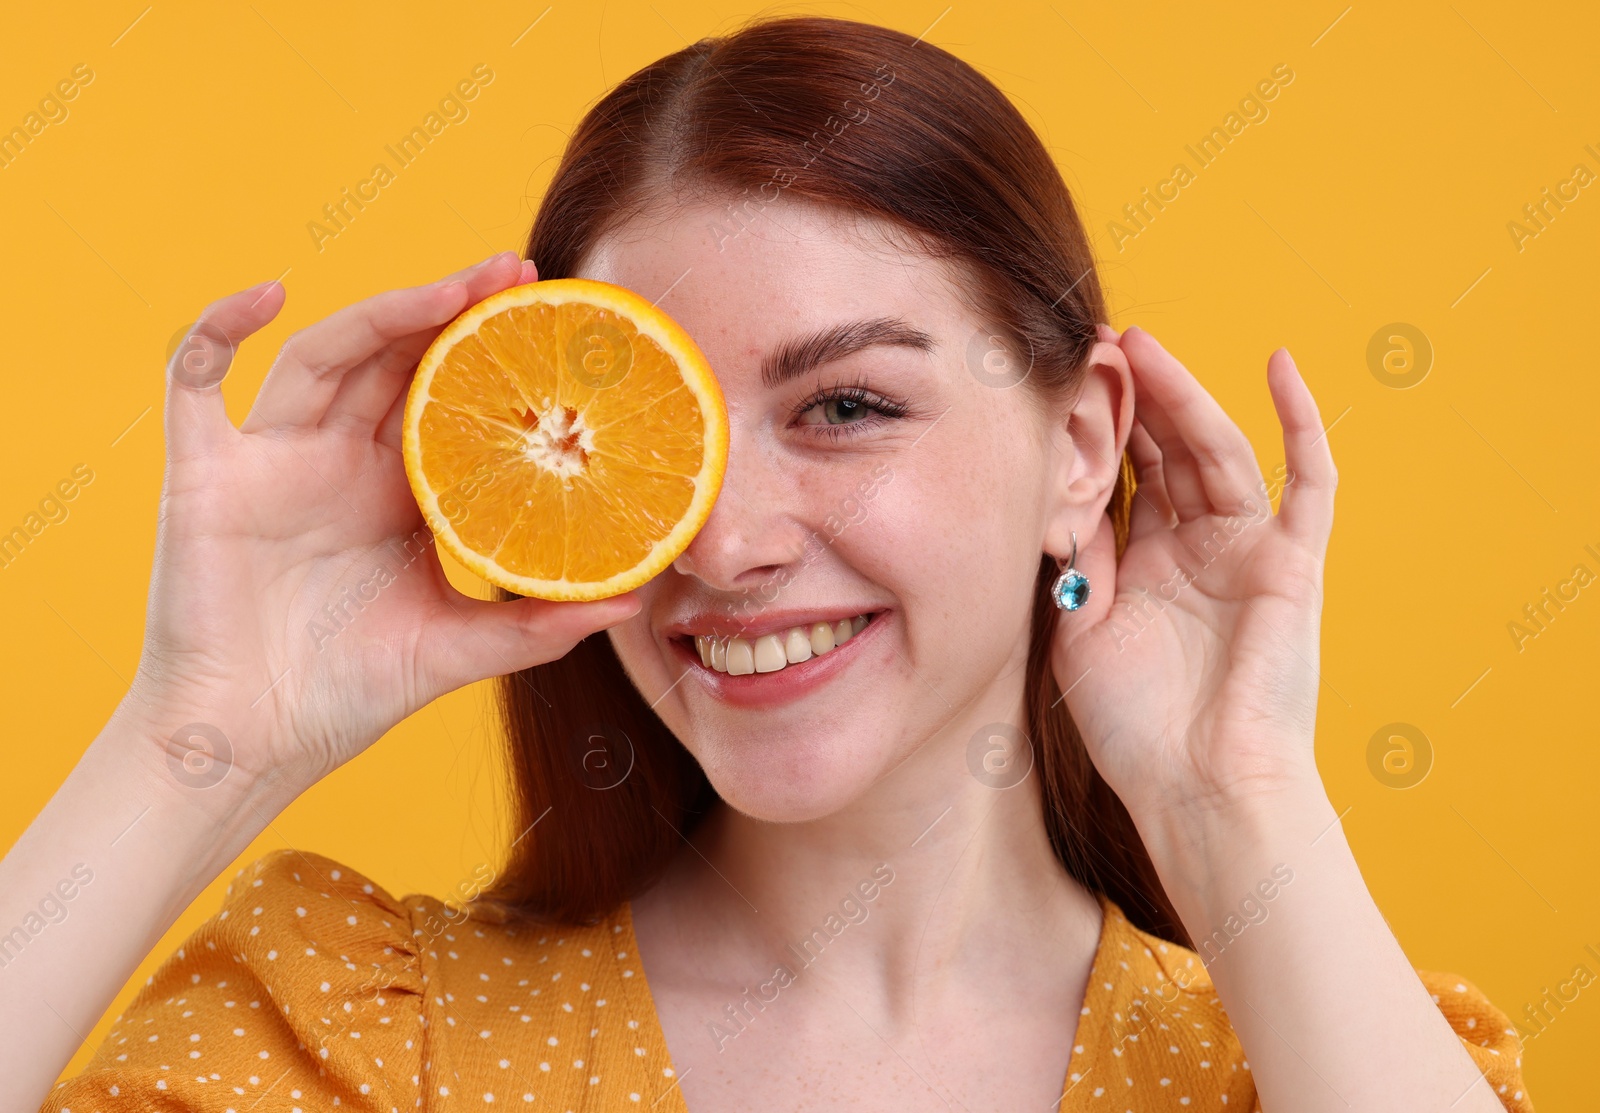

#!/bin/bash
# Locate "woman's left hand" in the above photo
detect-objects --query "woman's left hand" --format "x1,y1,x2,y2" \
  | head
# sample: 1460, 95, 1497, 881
1049, 325, 1338, 825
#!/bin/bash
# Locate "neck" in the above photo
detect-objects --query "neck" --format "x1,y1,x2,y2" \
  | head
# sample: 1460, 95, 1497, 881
636, 708, 1105, 1023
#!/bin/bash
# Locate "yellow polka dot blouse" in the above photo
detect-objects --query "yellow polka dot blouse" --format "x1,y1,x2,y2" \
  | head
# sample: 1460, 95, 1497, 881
45, 849, 1533, 1111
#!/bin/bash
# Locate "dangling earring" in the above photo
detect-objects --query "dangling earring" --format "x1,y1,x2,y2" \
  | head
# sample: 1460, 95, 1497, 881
1051, 531, 1090, 611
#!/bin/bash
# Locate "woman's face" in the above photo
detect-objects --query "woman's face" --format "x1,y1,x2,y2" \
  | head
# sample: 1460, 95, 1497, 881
578, 195, 1073, 823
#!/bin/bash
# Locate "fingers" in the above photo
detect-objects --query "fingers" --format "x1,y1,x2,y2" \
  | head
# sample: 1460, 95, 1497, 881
1267, 347, 1336, 551
374, 377, 410, 451
241, 252, 524, 434
166, 280, 286, 456
1119, 327, 1267, 520
1125, 419, 1177, 536
370, 257, 540, 450
322, 253, 535, 434
417, 588, 643, 697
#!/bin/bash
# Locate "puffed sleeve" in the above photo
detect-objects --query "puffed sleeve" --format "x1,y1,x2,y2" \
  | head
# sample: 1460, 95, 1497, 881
1245, 968, 1533, 1113
41, 849, 425, 1112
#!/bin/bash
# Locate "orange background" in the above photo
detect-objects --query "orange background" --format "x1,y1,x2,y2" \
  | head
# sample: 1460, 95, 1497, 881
1, 1, 1595, 1103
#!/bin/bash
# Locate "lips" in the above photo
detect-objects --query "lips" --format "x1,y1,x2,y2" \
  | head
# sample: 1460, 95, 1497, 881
688, 612, 876, 675
664, 608, 891, 709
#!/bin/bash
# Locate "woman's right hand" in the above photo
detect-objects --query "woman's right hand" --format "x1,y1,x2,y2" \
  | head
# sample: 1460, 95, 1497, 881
120, 251, 642, 797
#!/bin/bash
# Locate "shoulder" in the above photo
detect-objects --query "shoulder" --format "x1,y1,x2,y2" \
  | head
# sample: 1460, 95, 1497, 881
1072, 895, 1258, 1100
223, 845, 410, 920
378, 887, 672, 1108
1090, 893, 1233, 1026
212, 847, 422, 991
44, 848, 426, 1112
1078, 896, 1532, 1111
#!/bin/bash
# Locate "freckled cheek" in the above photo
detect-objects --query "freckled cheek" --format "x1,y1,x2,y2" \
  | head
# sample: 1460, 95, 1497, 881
848, 449, 1042, 605
777, 455, 886, 534
822, 467, 962, 600
839, 496, 1024, 677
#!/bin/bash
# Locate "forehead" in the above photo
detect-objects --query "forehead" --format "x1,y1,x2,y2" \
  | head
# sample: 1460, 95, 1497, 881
572, 196, 974, 363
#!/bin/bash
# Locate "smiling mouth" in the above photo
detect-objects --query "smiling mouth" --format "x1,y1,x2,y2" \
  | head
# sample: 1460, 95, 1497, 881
672, 611, 883, 677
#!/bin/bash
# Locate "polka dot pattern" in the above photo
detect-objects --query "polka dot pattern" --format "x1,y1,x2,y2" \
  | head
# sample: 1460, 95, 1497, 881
41, 852, 1532, 1112
41, 850, 676, 1111
1062, 894, 1533, 1112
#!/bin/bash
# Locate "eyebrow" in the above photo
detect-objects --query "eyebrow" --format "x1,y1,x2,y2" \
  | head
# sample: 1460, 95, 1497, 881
760, 316, 937, 389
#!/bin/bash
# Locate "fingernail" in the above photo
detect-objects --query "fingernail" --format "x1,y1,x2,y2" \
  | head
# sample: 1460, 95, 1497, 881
447, 253, 501, 281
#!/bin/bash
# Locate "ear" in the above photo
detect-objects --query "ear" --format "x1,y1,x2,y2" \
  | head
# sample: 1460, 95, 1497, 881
1042, 339, 1135, 560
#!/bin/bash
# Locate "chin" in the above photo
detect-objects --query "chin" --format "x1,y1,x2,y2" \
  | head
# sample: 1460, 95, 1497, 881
617, 607, 915, 822
690, 727, 892, 824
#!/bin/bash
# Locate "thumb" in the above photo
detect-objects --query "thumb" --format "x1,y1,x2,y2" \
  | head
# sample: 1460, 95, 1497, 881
165, 280, 286, 456
418, 590, 644, 695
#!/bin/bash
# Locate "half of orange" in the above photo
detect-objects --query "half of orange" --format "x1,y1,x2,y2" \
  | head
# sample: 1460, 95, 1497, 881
402, 278, 727, 601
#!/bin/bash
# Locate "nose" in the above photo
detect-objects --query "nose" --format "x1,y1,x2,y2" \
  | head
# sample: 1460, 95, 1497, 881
672, 425, 812, 593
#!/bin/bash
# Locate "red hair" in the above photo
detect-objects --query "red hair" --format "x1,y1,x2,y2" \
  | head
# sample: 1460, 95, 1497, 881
475, 14, 1186, 946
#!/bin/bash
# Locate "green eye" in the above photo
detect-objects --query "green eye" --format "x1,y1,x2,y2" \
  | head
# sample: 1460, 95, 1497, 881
823, 396, 871, 424
792, 382, 910, 439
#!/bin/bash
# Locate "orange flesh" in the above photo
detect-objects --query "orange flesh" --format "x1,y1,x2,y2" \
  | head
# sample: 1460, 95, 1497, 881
415, 301, 708, 583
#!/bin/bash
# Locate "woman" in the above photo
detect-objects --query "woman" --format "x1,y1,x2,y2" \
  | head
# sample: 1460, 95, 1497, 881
7, 15, 1530, 1112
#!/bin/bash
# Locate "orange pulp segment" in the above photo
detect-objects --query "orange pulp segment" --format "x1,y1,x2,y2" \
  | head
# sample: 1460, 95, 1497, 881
402, 277, 727, 600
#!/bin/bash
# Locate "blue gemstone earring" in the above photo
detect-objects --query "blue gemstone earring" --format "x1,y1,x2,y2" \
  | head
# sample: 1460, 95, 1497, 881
1051, 531, 1090, 611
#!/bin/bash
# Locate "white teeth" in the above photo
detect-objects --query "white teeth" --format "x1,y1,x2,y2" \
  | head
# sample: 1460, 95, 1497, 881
692, 613, 876, 676
784, 628, 813, 664
810, 621, 834, 655
753, 634, 787, 673
726, 638, 755, 676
